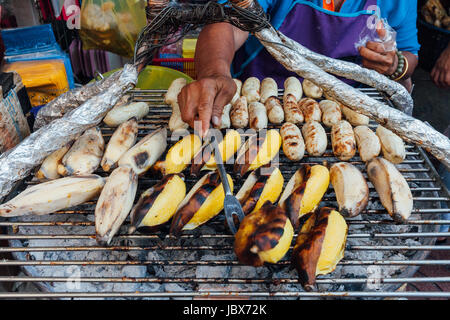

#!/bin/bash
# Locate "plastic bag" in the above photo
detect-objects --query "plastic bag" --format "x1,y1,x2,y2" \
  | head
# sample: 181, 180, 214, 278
80, 0, 147, 58
355, 18, 397, 53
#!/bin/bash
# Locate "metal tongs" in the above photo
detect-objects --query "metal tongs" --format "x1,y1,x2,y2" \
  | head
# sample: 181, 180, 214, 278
210, 136, 245, 234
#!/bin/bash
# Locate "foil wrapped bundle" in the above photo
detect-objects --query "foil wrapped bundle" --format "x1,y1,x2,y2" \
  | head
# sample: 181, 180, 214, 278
255, 28, 450, 169
0, 64, 138, 201
33, 69, 124, 130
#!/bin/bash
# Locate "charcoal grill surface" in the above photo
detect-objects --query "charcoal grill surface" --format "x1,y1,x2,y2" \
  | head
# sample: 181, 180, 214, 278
0, 88, 449, 299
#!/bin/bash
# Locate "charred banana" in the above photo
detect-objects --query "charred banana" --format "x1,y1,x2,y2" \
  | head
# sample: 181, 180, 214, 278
0, 175, 105, 217
330, 162, 369, 218
280, 122, 305, 161
95, 166, 138, 245
101, 118, 138, 172
169, 171, 234, 237
331, 120, 356, 161
236, 166, 284, 216
291, 207, 348, 291
279, 164, 330, 227
367, 157, 413, 222
57, 127, 104, 176
233, 129, 282, 177
129, 174, 186, 233
234, 201, 294, 266
118, 127, 167, 175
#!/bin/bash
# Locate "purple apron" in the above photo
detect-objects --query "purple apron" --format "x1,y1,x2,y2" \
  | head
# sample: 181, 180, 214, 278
233, 0, 378, 86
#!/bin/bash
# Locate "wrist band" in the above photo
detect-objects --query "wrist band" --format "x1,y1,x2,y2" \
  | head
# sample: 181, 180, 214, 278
389, 51, 408, 81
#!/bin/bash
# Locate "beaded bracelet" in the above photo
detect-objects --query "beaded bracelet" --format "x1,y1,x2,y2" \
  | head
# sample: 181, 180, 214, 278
389, 51, 408, 81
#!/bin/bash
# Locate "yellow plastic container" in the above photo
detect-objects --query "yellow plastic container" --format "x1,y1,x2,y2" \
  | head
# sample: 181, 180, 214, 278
3, 60, 69, 106
182, 38, 197, 59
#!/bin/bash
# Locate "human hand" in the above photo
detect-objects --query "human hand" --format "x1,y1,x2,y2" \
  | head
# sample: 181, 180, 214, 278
178, 75, 236, 136
359, 22, 398, 76
431, 45, 450, 89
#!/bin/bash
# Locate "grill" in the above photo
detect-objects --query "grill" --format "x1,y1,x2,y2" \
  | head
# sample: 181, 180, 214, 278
0, 88, 449, 299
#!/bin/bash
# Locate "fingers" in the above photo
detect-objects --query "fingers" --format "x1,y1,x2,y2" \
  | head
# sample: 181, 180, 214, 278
211, 80, 236, 128
178, 85, 198, 129
197, 88, 216, 137
376, 21, 386, 39
366, 41, 386, 54
359, 46, 397, 75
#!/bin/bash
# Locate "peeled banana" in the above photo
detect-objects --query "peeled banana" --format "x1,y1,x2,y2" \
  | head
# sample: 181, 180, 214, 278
156, 133, 202, 175
236, 166, 284, 216
302, 79, 323, 99
165, 78, 189, 132
340, 104, 369, 126
169, 171, 234, 236
242, 77, 261, 103
118, 127, 167, 175
129, 174, 186, 233
280, 122, 305, 161
101, 118, 138, 172
95, 166, 138, 245
234, 129, 282, 177
103, 102, 149, 127
234, 201, 294, 266
0, 175, 105, 217
36, 141, 73, 180
299, 98, 322, 123
376, 126, 406, 164
57, 127, 104, 176
301, 121, 327, 157
367, 157, 413, 222
331, 120, 356, 161
354, 125, 381, 162
330, 162, 369, 218
279, 164, 330, 227
291, 207, 348, 291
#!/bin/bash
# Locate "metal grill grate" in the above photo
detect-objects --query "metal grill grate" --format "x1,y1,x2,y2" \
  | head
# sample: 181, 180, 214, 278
0, 88, 449, 299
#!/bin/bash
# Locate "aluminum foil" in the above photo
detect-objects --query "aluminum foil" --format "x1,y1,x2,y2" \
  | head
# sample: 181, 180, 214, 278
0, 64, 138, 202
272, 31, 414, 115
33, 69, 124, 130
255, 28, 450, 169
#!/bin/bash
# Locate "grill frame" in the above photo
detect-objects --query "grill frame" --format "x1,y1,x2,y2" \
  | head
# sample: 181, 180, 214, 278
0, 88, 449, 299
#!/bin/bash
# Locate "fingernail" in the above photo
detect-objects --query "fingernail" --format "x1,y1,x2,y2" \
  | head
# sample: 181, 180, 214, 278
212, 116, 220, 126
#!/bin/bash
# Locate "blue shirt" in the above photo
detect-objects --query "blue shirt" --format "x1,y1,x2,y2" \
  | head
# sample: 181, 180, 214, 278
256, 0, 420, 54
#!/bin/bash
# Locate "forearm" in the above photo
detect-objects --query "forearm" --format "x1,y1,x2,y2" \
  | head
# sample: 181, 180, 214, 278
195, 23, 248, 79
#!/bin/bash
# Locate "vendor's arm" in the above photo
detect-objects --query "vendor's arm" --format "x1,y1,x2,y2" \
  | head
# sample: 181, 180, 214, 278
431, 42, 450, 89
178, 23, 249, 136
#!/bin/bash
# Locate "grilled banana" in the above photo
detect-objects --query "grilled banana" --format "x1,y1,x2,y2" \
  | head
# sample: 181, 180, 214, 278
260, 77, 278, 103
291, 207, 348, 291
340, 104, 369, 126
234, 201, 294, 266
302, 79, 323, 99
376, 126, 406, 164
231, 79, 242, 104
280, 122, 305, 161
242, 77, 261, 103
248, 101, 268, 130
330, 162, 369, 218
156, 133, 202, 175
354, 125, 381, 162
264, 96, 284, 124
129, 174, 186, 233
319, 100, 342, 128
283, 77, 302, 103
367, 157, 413, 222
233, 129, 282, 177
230, 96, 249, 129
0, 175, 105, 217
36, 141, 73, 180
118, 127, 167, 175
169, 171, 234, 236
279, 164, 330, 227
101, 118, 138, 172
95, 167, 138, 245
301, 121, 327, 156
165, 78, 189, 132
57, 127, 104, 176
283, 99, 304, 124
299, 98, 322, 123
103, 102, 149, 127
331, 120, 356, 161
219, 103, 232, 129
236, 166, 284, 216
